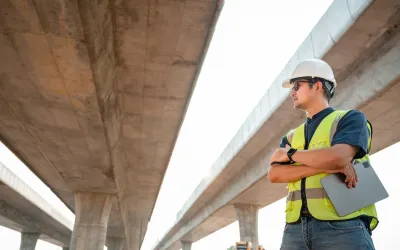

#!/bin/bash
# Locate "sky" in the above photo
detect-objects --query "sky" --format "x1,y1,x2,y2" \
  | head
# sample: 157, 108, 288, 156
1, 0, 399, 250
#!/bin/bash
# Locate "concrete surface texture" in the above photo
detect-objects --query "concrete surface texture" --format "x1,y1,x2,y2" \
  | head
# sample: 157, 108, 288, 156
234, 204, 259, 247
181, 240, 192, 250
19, 232, 40, 250
0, 0, 222, 249
70, 192, 113, 250
107, 236, 124, 250
0, 162, 72, 248
152, 0, 400, 249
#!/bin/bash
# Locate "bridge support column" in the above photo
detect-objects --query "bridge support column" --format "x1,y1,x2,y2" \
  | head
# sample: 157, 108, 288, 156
107, 237, 124, 250
181, 240, 192, 250
63, 247, 70, 250
234, 204, 259, 247
70, 192, 113, 250
20, 232, 40, 250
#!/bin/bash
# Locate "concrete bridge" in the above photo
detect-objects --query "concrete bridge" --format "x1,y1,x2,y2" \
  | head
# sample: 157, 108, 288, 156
0, 0, 223, 249
152, 0, 400, 249
0, 161, 72, 249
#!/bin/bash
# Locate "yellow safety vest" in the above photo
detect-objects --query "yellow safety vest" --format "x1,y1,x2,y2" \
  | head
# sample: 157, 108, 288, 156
285, 110, 379, 230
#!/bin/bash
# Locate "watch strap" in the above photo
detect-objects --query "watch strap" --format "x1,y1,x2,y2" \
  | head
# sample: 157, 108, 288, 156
287, 148, 297, 163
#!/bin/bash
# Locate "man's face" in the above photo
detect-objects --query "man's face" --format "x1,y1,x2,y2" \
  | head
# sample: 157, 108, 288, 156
290, 79, 316, 110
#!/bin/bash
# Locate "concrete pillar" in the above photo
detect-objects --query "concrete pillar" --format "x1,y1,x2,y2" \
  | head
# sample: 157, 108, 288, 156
107, 237, 124, 250
70, 192, 113, 250
234, 204, 259, 247
20, 232, 40, 250
63, 247, 70, 250
118, 193, 147, 250
181, 240, 192, 250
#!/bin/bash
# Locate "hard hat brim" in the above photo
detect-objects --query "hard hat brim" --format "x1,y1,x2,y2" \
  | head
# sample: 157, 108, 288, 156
282, 79, 292, 88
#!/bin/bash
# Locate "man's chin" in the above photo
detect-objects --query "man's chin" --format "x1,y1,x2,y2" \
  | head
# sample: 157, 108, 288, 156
293, 102, 303, 110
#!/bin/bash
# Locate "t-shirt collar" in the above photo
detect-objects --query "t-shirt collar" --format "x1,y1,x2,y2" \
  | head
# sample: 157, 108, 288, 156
306, 107, 334, 122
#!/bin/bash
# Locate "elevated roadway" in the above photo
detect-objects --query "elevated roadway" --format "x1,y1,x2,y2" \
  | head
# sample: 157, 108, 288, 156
152, 0, 400, 249
0, 161, 72, 249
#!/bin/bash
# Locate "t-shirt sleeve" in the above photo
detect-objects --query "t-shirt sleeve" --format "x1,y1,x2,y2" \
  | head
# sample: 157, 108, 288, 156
280, 134, 290, 148
331, 110, 370, 159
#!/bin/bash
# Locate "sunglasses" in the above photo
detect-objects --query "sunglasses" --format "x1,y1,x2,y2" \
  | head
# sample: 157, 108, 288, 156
291, 80, 310, 91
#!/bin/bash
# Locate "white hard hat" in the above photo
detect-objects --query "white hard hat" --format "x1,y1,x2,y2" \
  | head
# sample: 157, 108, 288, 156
282, 59, 336, 88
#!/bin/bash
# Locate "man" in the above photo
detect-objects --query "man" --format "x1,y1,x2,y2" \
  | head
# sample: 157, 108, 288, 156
268, 59, 378, 250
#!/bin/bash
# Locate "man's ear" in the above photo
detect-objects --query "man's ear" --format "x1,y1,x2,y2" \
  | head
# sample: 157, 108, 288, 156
316, 81, 323, 92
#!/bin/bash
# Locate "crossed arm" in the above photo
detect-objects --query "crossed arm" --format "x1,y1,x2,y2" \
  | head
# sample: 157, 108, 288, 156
268, 144, 358, 183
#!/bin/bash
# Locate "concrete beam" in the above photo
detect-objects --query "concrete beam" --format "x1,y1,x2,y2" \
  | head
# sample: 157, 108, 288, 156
234, 204, 259, 247
0, 163, 71, 246
0, 201, 40, 232
20, 232, 40, 250
0, 200, 70, 245
70, 192, 113, 250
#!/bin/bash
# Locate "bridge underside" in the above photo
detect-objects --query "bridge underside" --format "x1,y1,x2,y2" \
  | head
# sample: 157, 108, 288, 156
0, 0, 222, 249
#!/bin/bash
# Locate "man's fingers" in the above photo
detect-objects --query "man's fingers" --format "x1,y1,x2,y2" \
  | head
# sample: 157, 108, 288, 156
347, 177, 353, 188
348, 176, 355, 189
344, 173, 350, 183
350, 164, 358, 187
344, 164, 351, 182
354, 165, 358, 183
341, 163, 358, 189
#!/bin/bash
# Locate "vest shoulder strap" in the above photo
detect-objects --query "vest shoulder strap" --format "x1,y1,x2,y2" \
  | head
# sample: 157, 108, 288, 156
331, 110, 373, 154
286, 123, 304, 146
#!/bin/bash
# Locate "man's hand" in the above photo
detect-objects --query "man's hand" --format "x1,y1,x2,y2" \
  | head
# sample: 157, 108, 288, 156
270, 146, 290, 164
326, 163, 358, 188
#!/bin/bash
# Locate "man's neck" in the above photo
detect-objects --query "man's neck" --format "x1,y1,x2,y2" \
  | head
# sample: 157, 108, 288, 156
305, 102, 330, 119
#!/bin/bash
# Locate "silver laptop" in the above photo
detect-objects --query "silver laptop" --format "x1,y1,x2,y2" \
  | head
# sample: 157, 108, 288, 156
320, 161, 389, 217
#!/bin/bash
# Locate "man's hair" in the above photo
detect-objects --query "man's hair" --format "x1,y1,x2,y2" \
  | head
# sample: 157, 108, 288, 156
307, 78, 334, 102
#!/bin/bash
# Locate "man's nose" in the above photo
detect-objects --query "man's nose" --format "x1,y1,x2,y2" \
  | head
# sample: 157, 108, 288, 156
290, 90, 296, 98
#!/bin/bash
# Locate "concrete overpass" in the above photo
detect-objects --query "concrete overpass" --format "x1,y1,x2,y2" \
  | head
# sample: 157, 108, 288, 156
0, 0, 223, 249
152, 0, 400, 249
0, 161, 72, 249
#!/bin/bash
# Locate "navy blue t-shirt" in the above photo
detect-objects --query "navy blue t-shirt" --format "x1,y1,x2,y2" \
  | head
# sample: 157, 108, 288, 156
279, 107, 370, 159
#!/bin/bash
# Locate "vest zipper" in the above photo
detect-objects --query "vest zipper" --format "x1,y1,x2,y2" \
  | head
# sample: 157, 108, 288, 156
300, 125, 310, 217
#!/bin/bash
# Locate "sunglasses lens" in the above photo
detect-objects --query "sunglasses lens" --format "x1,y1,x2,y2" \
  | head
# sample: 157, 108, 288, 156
292, 82, 299, 91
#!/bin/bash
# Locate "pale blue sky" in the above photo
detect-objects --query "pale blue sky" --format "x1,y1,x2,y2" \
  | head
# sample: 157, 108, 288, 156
1, 0, 399, 250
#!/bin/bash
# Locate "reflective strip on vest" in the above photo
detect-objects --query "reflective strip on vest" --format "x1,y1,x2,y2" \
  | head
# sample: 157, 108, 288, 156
329, 110, 343, 143
287, 129, 295, 145
286, 188, 328, 202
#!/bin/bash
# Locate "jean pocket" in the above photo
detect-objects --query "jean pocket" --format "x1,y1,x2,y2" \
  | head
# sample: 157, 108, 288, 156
325, 219, 363, 232
284, 223, 289, 232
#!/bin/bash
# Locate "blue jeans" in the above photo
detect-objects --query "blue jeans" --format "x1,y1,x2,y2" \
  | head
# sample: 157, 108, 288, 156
280, 217, 375, 250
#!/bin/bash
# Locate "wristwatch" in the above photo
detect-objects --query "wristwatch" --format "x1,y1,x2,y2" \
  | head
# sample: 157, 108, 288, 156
287, 148, 297, 163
